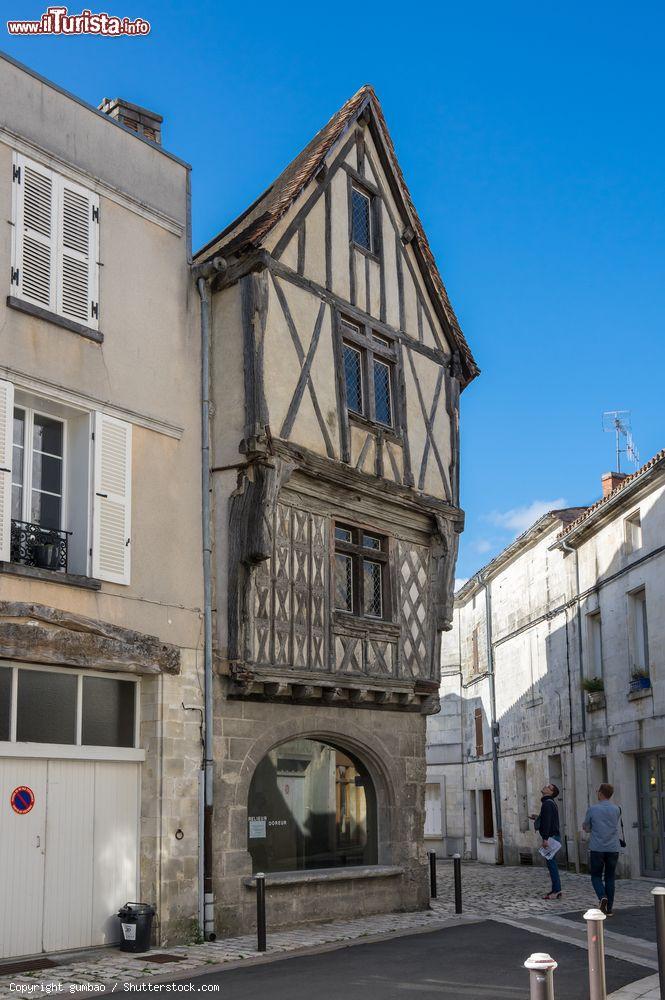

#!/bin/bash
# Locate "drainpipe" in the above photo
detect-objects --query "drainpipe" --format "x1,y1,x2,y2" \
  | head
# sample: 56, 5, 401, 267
559, 539, 583, 873
479, 572, 504, 865
560, 540, 585, 735
193, 255, 226, 941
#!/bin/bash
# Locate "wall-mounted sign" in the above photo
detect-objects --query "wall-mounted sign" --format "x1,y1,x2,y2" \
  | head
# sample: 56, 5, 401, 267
248, 817, 267, 839
11, 786, 35, 815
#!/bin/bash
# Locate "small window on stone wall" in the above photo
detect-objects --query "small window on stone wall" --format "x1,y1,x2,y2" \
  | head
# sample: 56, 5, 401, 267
247, 738, 378, 873
481, 789, 494, 839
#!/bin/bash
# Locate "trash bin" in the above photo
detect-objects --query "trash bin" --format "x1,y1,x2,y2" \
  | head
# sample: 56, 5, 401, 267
117, 902, 156, 953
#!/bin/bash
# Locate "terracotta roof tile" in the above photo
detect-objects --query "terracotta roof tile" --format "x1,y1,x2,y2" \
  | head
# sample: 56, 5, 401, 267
194, 85, 479, 387
558, 447, 665, 539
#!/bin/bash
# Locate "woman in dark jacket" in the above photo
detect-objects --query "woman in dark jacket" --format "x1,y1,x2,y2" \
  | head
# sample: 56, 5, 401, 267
531, 783, 562, 899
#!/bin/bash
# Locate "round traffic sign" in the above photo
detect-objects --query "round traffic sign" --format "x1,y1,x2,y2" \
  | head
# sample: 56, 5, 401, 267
11, 786, 35, 815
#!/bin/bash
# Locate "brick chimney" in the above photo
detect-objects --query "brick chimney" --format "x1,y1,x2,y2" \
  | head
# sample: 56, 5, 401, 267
98, 97, 163, 144
601, 471, 628, 498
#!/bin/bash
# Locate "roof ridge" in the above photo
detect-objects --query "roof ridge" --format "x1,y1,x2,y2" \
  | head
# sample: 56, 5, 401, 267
558, 447, 665, 538
456, 506, 588, 597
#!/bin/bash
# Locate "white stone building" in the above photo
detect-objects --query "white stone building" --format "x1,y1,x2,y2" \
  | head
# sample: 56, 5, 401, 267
426, 453, 665, 880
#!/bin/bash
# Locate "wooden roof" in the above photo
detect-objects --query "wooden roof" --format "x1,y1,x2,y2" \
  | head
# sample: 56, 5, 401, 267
195, 85, 479, 387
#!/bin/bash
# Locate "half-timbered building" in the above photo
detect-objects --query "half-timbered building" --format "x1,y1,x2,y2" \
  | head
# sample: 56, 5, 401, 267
195, 86, 478, 933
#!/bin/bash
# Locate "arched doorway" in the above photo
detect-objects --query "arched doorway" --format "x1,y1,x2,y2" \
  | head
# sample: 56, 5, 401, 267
247, 737, 378, 873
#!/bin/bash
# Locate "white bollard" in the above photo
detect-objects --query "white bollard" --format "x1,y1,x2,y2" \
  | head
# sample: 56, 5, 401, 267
652, 887, 665, 1000
524, 952, 558, 1000
584, 908, 607, 1000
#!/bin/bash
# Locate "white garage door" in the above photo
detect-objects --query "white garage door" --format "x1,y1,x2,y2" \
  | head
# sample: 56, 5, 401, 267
0, 758, 140, 958
0, 662, 142, 960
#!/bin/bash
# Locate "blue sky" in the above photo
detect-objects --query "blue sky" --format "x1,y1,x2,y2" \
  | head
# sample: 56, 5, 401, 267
5, 1, 664, 581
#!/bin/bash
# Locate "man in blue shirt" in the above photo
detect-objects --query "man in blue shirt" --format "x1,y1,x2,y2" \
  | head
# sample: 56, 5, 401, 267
583, 783, 622, 915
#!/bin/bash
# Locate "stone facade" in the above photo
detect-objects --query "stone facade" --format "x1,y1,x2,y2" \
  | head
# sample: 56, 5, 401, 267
426, 455, 665, 880
213, 699, 428, 935
0, 55, 202, 955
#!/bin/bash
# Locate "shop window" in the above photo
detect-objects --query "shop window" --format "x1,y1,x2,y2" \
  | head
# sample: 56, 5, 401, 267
481, 789, 494, 839
0, 666, 11, 741
82, 676, 136, 747
17, 669, 77, 745
247, 738, 378, 873
2, 665, 138, 749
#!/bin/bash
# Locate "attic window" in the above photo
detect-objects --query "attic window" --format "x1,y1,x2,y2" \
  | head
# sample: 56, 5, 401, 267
351, 188, 372, 251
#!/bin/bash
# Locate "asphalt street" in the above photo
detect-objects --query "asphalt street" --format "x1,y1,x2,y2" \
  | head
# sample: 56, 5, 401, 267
559, 904, 657, 942
184, 921, 649, 999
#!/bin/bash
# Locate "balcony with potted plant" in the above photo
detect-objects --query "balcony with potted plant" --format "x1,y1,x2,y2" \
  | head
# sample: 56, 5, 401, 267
582, 676, 606, 712
628, 669, 652, 701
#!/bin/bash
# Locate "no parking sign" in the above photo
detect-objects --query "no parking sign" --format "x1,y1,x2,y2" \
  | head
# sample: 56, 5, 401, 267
10, 786, 35, 815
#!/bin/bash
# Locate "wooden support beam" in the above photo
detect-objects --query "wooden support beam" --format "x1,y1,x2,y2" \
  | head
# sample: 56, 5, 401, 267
0, 602, 180, 674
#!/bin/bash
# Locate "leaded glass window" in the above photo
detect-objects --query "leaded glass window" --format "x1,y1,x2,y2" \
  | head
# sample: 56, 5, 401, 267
343, 343, 363, 414
373, 359, 392, 426
351, 188, 372, 250
334, 552, 353, 612
363, 560, 383, 618
334, 524, 388, 620
340, 319, 395, 429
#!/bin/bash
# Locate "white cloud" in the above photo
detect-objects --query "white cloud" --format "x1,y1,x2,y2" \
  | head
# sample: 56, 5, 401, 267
486, 498, 568, 536
454, 577, 468, 592
472, 538, 493, 554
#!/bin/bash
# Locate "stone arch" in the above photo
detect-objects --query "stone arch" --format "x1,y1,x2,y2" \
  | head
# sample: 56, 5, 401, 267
231, 715, 399, 866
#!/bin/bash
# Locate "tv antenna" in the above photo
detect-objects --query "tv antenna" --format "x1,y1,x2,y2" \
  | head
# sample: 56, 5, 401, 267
602, 411, 639, 473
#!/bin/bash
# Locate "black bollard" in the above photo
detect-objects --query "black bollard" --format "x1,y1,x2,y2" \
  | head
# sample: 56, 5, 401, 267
256, 872, 267, 952
453, 853, 462, 914
428, 851, 437, 898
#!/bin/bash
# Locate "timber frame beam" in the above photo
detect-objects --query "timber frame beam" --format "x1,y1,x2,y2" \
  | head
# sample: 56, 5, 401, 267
221, 663, 440, 715
212, 249, 456, 372
269, 438, 465, 528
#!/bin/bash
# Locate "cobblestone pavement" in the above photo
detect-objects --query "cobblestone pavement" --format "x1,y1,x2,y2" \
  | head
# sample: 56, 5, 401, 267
0, 861, 659, 998
432, 857, 660, 918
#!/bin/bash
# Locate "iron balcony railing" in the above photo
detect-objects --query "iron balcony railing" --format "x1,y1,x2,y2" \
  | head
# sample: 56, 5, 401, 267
10, 518, 71, 573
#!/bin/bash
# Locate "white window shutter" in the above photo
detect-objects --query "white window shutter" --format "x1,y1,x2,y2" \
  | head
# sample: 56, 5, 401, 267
0, 379, 15, 562
12, 153, 57, 311
91, 412, 131, 585
57, 178, 99, 328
